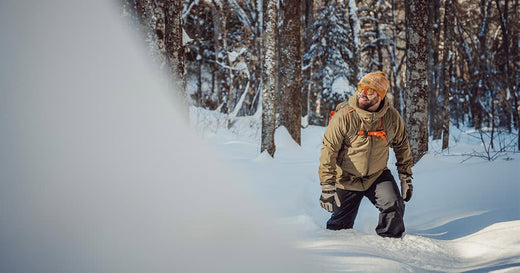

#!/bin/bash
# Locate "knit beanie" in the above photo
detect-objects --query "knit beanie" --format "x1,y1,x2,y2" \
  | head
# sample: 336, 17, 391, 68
357, 71, 390, 98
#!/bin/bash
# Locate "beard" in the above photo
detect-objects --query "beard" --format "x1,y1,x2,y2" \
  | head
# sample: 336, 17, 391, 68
357, 94, 380, 110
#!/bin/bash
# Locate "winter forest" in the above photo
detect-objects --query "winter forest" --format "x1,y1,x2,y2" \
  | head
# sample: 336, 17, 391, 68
121, 0, 519, 161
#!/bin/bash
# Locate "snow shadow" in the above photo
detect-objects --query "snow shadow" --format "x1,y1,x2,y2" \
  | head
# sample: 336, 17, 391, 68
411, 208, 520, 240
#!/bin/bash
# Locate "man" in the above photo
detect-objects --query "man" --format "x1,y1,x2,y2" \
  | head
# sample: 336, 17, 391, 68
318, 71, 414, 238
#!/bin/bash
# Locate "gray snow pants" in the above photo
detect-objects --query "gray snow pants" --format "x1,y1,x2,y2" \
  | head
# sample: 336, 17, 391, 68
326, 169, 405, 238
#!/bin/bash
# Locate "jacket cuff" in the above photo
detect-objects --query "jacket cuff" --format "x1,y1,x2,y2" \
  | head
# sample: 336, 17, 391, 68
320, 183, 336, 191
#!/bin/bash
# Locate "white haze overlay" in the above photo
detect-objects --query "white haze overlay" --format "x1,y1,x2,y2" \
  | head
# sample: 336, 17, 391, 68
0, 1, 316, 273
1, 1, 519, 273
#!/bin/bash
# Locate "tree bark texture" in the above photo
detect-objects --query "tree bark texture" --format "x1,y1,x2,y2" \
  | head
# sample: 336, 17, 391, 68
261, 0, 277, 157
405, 0, 429, 164
302, 0, 314, 121
427, 0, 441, 140
441, 0, 454, 150
279, 0, 302, 145
210, 1, 223, 108
163, 0, 185, 91
136, 0, 155, 31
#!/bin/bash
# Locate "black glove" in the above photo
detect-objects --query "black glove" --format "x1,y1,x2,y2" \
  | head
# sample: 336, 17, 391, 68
320, 184, 341, 212
399, 173, 413, 202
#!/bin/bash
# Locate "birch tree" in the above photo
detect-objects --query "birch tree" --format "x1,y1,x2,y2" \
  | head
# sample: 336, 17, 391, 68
404, 0, 429, 164
261, 0, 277, 156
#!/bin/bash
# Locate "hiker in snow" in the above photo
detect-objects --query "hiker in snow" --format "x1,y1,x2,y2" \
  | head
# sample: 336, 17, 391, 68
318, 71, 414, 238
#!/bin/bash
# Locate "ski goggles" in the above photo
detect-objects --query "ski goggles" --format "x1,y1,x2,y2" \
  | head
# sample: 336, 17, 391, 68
357, 86, 376, 96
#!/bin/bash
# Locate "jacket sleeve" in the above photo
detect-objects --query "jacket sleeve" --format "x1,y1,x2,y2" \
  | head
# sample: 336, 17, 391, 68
318, 110, 349, 185
391, 111, 413, 176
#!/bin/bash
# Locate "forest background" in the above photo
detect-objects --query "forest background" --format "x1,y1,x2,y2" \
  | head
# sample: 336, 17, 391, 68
121, 0, 519, 162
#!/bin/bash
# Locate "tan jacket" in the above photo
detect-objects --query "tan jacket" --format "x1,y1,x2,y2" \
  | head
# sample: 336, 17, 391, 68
318, 96, 413, 191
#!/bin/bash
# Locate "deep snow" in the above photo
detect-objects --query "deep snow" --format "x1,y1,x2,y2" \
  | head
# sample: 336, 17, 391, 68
195, 108, 520, 272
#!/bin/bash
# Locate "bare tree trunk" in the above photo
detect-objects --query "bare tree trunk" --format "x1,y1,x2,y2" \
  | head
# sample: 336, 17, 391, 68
376, 19, 384, 71
219, 4, 234, 117
442, 56, 453, 150
163, 0, 185, 100
278, 0, 302, 145
210, 1, 222, 109
154, 2, 167, 64
495, 0, 513, 132
428, 0, 441, 140
441, 0, 455, 150
302, 0, 313, 124
471, 0, 493, 129
510, 0, 520, 150
514, 88, 520, 151
405, 0, 429, 164
247, 1, 263, 116
136, 0, 162, 63
390, 0, 403, 113
347, 0, 361, 82
136, 0, 154, 31
197, 43, 203, 106
261, 0, 277, 156
209, 0, 233, 114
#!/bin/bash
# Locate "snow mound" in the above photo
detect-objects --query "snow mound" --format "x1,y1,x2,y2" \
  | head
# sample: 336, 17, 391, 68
275, 126, 302, 150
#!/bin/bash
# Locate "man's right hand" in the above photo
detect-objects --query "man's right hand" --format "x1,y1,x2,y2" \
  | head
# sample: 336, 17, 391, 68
320, 184, 341, 212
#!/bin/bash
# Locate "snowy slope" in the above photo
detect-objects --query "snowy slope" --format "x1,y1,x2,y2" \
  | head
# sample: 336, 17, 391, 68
200, 112, 520, 272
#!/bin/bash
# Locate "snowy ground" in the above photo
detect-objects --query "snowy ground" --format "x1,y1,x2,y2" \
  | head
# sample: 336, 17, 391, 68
1, 1, 519, 272
194, 108, 520, 273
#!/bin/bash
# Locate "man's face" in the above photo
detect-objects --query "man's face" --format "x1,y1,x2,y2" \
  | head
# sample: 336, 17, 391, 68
357, 87, 380, 110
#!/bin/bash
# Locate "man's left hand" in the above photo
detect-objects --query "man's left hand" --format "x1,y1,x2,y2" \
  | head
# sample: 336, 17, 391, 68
399, 174, 413, 202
